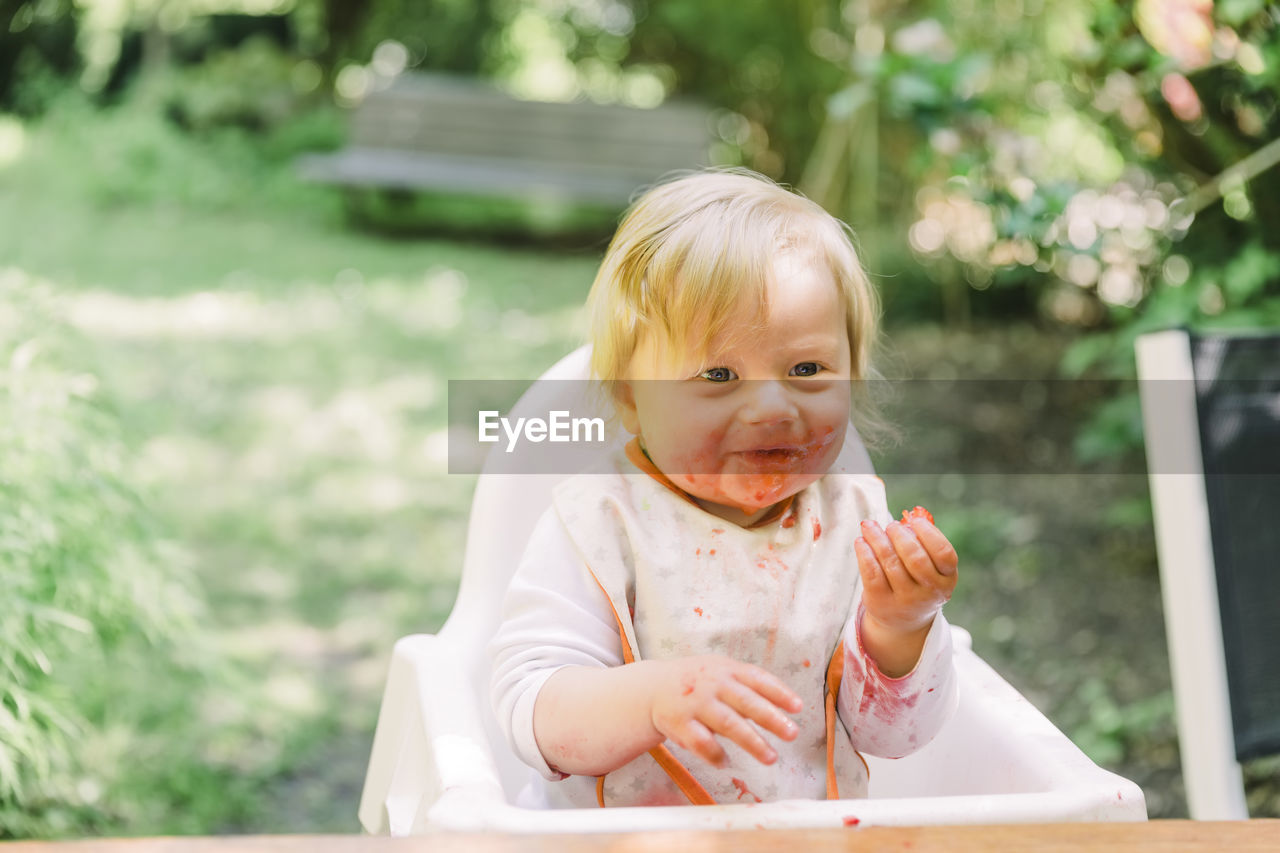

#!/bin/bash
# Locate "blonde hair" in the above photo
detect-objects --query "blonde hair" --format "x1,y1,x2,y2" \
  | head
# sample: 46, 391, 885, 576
585, 168, 894, 448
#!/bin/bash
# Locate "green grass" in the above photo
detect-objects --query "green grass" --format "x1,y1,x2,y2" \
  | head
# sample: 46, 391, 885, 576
1, 101, 601, 833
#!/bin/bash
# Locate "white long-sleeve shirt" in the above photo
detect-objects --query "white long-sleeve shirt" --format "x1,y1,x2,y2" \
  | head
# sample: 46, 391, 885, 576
489, 443, 957, 808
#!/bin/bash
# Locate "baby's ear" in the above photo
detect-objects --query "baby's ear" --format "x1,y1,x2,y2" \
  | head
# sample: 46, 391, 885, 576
614, 380, 642, 435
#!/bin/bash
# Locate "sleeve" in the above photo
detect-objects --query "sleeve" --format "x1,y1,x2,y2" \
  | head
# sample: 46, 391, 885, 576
487, 506, 626, 781
835, 592, 959, 759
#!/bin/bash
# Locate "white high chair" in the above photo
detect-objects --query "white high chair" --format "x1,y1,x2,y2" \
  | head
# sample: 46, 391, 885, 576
359, 346, 1148, 833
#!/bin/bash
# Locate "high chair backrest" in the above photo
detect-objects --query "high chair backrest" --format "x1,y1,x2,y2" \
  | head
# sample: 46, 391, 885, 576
441, 344, 875, 800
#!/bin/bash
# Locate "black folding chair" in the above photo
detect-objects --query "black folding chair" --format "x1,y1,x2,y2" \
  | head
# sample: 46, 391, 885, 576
1136, 327, 1280, 819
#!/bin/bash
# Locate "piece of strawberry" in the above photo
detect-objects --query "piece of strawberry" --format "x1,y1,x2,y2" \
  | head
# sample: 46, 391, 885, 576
900, 505, 934, 524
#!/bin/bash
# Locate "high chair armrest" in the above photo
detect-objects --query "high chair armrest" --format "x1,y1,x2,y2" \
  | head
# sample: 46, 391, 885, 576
358, 634, 506, 835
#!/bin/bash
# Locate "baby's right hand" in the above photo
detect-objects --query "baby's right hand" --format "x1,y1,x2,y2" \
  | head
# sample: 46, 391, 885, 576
647, 655, 802, 768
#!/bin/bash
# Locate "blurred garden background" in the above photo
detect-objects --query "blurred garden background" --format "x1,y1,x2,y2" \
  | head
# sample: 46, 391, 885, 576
3, 0, 1279, 837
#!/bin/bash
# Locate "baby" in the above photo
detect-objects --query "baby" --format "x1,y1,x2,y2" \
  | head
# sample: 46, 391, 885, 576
489, 169, 959, 809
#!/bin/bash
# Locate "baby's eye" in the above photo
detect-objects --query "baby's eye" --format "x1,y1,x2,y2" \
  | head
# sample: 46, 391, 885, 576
700, 366, 738, 383
790, 362, 823, 377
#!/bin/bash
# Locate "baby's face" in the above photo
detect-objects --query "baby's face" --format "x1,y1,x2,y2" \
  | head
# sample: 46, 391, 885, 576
617, 253, 852, 526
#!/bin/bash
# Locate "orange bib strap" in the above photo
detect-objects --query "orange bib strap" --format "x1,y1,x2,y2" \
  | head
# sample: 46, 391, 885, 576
595, 747, 716, 807
586, 564, 636, 666
824, 640, 869, 800
825, 641, 845, 799
648, 744, 716, 805
586, 564, 715, 806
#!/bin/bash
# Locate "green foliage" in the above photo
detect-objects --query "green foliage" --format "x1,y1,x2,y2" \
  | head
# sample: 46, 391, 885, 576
353, 0, 499, 75
2, 95, 604, 831
1070, 390, 1146, 467
21, 88, 343, 215
0, 0, 80, 115
624, 0, 843, 180
0, 270, 212, 837
484, 0, 843, 181
1066, 679, 1175, 768
835, 1, 1280, 472
149, 37, 322, 134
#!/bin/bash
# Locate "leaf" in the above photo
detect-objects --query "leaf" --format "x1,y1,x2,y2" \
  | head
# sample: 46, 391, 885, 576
1218, 0, 1266, 26
1220, 242, 1280, 305
1060, 334, 1112, 379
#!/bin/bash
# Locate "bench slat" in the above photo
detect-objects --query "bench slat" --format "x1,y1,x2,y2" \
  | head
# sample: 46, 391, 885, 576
351, 126, 707, 171
298, 72, 714, 207
297, 148, 667, 204
351, 102, 707, 152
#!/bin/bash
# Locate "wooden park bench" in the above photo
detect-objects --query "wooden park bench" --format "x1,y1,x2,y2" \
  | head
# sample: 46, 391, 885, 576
296, 72, 714, 218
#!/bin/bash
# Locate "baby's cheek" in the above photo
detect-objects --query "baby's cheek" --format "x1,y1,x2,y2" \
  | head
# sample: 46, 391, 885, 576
664, 439, 724, 479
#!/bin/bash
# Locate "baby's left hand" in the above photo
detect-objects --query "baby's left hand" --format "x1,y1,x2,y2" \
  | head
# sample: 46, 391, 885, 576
855, 515, 959, 636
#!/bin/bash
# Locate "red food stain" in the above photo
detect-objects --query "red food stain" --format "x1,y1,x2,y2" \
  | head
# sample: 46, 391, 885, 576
803, 659, 811, 668
842, 816, 861, 827
852, 646, 929, 725
695, 547, 701, 555
709, 549, 716, 555
927, 687, 934, 693
900, 505, 934, 524
781, 514, 797, 529
711, 528, 725, 535
731, 777, 762, 803
812, 518, 822, 541
756, 551, 789, 580
694, 607, 704, 617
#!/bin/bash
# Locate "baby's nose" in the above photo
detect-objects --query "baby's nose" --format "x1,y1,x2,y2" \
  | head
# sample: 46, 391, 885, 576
740, 380, 799, 425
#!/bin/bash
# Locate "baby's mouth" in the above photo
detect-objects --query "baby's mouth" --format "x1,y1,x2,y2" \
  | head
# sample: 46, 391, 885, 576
735, 446, 804, 466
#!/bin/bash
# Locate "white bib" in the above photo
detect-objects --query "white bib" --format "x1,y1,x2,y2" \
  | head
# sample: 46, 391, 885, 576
551, 443, 891, 806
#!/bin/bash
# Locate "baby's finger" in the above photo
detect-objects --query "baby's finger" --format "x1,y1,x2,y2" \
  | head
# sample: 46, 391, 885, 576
699, 702, 777, 765
905, 518, 959, 576
885, 521, 939, 587
855, 537, 891, 595
720, 680, 799, 744
733, 664, 803, 715
677, 719, 728, 768
861, 520, 917, 590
